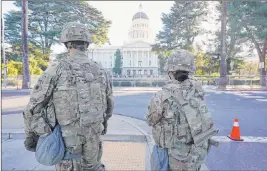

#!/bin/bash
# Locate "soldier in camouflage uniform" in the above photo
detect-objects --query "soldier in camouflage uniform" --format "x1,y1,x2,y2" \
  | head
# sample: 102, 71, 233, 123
23, 22, 114, 171
146, 49, 218, 171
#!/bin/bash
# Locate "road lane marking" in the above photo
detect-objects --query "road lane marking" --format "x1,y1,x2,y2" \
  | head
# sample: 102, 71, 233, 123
242, 96, 265, 99
256, 99, 267, 102
214, 136, 267, 143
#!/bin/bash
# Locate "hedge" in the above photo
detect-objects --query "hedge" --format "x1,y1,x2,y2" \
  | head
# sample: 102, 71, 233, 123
113, 81, 120, 87
152, 81, 167, 87
120, 81, 132, 87
135, 82, 151, 87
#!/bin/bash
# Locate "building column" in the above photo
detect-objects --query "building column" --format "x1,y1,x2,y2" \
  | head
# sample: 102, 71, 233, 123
137, 50, 139, 68
131, 51, 133, 67
142, 50, 144, 66
123, 51, 125, 67
148, 51, 149, 67
148, 51, 150, 67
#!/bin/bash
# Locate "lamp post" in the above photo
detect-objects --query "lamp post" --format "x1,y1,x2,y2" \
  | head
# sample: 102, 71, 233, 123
2, 16, 8, 88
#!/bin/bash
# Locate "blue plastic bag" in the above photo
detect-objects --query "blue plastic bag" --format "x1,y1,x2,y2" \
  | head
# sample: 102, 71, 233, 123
151, 144, 169, 171
35, 125, 65, 166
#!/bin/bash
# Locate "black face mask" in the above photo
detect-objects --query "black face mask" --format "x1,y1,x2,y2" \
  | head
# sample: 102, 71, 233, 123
174, 71, 189, 82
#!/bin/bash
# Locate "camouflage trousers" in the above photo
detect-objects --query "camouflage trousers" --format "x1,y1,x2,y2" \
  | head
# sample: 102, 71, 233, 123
168, 143, 208, 171
56, 124, 105, 171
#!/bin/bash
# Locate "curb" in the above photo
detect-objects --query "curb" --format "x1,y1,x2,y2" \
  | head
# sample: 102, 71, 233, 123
217, 89, 267, 92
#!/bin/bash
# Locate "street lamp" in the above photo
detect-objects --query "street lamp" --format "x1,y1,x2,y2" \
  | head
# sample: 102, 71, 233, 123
2, 16, 8, 88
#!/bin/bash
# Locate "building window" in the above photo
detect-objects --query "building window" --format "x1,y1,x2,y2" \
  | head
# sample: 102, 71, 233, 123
138, 61, 142, 67
150, 70, 153, 75
138, 70, 142, 75
127, 70, 131, 75
144, 70, 147, 75
149, 60, 151, 66
110, 62, 112, 67
133, 70, 136, 75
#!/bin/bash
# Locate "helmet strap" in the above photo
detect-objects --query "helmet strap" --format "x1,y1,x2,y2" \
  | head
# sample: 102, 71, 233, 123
168, 71, 175, 80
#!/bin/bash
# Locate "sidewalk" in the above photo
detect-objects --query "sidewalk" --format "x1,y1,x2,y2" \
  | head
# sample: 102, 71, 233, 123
223, 85, 267, 91
2, 113, 209, 171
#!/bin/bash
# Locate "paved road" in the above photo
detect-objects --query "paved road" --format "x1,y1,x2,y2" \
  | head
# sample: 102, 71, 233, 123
2, 89, 267, 137
2, 89, 31, 97
2, 89, 267, 170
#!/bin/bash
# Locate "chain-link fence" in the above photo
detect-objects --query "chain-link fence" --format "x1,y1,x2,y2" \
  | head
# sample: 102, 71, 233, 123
2, 75, 265, 89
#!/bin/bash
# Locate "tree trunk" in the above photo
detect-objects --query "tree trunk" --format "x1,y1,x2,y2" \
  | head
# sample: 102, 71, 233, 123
219, 0, 227, 89
260, 36, 267, 87
260, 67, 266, 87
22, 0, 30, 89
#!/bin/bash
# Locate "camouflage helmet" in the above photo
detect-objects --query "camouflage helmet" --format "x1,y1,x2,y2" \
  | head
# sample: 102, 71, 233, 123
164, 49, 195, 73
60, 22, 92, 43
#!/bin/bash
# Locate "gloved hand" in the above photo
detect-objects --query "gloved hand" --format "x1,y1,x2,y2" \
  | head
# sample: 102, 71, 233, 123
24, 133, 39, 152
101, 120, 108, 135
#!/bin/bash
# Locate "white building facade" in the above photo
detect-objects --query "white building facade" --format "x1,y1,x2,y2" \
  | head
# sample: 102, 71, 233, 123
89, 5, 158, 77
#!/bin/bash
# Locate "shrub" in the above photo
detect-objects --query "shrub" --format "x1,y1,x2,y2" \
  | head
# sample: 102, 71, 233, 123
136, 82, 151, 87
211, 72, 220, 77
152, 81, 167, 87
113, 81, 120, 87
120, 81, 132, 87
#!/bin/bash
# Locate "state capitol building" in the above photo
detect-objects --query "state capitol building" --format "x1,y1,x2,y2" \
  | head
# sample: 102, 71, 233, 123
88, 5, 159, 77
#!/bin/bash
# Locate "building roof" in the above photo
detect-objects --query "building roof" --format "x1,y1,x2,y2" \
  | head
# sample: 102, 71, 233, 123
132, 12, 149, 21
132, 4, 149, 21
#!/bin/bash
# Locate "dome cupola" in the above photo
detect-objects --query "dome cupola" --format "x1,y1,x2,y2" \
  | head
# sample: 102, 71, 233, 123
132, 4, 149, 21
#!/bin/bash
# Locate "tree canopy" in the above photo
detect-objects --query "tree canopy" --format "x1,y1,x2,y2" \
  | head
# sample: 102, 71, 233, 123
152, 1, 208, 53
113, 49, 122, 75
4, 0, 111, 54
227, 1, 267, 85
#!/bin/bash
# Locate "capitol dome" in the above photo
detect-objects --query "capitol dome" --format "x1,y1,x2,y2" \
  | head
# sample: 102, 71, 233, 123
132, 12, 149, 20
128, 4, 153, 43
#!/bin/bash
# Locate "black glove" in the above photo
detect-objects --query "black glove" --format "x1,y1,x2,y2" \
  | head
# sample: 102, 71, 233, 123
101, 120, 108, 135
24, 133, 39, 152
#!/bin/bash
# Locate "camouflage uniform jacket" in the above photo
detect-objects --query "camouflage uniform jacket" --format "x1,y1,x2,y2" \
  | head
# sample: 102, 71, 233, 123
23, 51, 114, 149
146, 78, 215, 160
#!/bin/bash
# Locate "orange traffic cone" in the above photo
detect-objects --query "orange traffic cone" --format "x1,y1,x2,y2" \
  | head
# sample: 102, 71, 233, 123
227, 118, 244, 141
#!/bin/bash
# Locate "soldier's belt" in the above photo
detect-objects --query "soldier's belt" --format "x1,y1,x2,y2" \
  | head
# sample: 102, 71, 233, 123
193, 127, 219, 146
